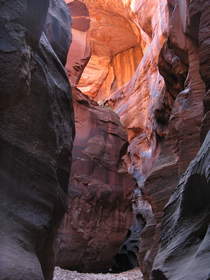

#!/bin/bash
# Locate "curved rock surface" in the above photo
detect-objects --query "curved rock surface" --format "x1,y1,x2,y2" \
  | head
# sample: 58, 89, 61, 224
67, 0, 170, 186
65, 1, 91, 86
66, 0, 141, 98
138, 1, 210, 278
0, 1, 74, 279
152, 131, 210, 280
1, 0, 209, 278
56, 88, 136, 273
65, 0, 210, 278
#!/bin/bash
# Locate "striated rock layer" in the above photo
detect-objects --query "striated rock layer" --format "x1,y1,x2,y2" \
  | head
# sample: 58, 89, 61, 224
67, 0, 171, 185
66, 0, 141, 98
64, 0, 168, 272
65, 0, 210, 278
65, 1, 91, 86
138, 1, 210, 278
152, 131, 210, 280
0, 1, 74, 280
56, 88, 136, 273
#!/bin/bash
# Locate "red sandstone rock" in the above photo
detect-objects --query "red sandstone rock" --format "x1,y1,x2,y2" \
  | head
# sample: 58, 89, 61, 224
138, 1, 209, 278
71, 0, 170, 185
65, 1, 91, 87
67, 0, 141, 98
56, 88, 136, 272
64, 0, 210, 278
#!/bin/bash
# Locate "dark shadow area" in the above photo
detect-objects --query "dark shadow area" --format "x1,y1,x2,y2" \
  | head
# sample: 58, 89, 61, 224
152, 270, 168, 280
181, 174, 209, 217
111, 214, 146, 273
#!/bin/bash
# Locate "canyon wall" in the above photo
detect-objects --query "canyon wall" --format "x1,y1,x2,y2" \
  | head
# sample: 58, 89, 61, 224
152, 134, 210, 280
0, 1, 74, 280
56, 88, 136, 272
65, 0, 91, 86
151, 2, 210, 279
65, 0, 210, 279
139, 1, 210, 278
54, 1, 138, 273
1, 0, 209, 279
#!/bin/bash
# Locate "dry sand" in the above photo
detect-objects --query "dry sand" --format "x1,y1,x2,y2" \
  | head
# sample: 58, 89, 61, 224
53, 267, 143, 280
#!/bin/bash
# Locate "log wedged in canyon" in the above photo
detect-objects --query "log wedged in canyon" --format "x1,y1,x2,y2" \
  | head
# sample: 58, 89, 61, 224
0, 1, 74, 279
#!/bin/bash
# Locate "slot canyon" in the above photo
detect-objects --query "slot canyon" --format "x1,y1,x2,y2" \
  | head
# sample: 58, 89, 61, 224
0, 1, 209, 280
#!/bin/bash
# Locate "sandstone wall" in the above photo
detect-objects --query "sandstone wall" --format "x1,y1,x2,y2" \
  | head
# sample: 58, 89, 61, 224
65, 0, 210, 278
56, 88, 136, 272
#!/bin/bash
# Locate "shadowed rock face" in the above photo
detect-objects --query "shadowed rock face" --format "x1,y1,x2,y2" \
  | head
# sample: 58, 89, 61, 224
137, 1, 210, 278
152, 131, 210, 280
56, 88, 136, 273
112, 202, 146, 272
0, 1, 74, 279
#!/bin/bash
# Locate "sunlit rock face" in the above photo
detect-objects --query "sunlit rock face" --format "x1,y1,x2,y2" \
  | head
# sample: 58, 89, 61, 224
56, 88, 136, 273
54, 1, 137, 272
65, 1, 91, 86
65, 0, 210, 278
66, 0, 142, 98
66, 0, 170, 186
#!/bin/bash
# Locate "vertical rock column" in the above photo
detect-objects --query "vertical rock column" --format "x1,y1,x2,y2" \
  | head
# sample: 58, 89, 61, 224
56, 88, 136, 273
0, 1, 74, 279
138, 0, 209, 278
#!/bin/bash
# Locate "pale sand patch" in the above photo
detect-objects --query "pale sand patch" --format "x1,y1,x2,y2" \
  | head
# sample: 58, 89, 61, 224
53, 267, 143, 280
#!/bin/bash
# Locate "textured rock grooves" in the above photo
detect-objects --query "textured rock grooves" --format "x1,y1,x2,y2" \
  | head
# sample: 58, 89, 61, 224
139, 2, 210, 278
57, 0, 138, 274
152, 132, 210, 280
0, 1, 74, 280
1, 0, 210, 280
66, 0, 142, 99
64, 0, 210, 279
56, 88, 136, 273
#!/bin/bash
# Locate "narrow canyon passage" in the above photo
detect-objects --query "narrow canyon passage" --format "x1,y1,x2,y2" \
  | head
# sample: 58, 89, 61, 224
0, 0, 209, 280
60, 0, 210, 279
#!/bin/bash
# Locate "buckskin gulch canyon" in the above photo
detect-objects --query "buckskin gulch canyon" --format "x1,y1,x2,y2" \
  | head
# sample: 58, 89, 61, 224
0, 0, 210, 280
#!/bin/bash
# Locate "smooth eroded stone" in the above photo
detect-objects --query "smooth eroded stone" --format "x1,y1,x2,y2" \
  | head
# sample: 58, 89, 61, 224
56, 88, 136, 273
0, 0, 74, 279
152, 132, 210, 280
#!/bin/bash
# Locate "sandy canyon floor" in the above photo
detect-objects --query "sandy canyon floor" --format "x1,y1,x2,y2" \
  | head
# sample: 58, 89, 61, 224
53, 267, 143, 280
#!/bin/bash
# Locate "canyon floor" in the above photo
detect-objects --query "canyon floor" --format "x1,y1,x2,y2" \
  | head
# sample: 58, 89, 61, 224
53, 267, 142, 280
